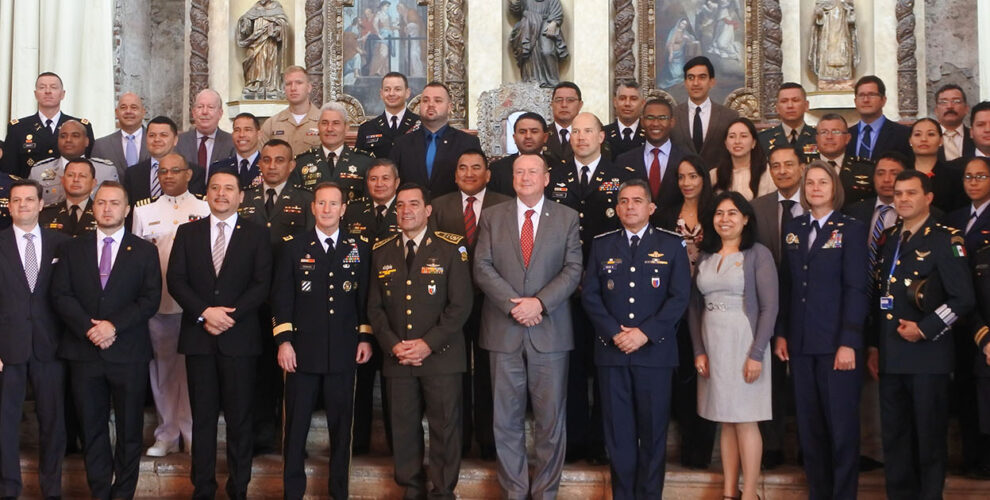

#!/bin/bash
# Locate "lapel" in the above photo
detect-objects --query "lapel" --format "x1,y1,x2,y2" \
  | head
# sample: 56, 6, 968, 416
872, 120, 893, 159
584, 162, 607, 199
509, 203, 526, 269
629, 145, 649, 177
38, 229, 58, 287
806, 213, 838, 261
407, 230, 434, 277
703, 105, 722, 150
0, 230, 31, 292
217, 220, 244, 279
610, 228, 633, 265
80, 232, 102, 290
428, 128, 453, 183
399, 112, 418, 134
306, 229, 331, 263
529, 201, 554, 266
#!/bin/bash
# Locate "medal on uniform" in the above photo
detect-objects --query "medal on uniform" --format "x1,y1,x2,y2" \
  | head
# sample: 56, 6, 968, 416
343, 281, 352, 292
651, 276, 661, 288
606, 279, 614, 290
605, 208, 615, 218
785, 233, 799, 245
428, 283, 437, 295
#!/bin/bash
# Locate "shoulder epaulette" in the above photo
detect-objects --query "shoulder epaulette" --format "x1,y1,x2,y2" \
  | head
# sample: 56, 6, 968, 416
90, 156, 114, 165
654, 226, 683, 238
9, 118, 18, 125
434, 230, 464, 245
135, 196, 156, 207
296, 146, 320, 159
594, 228, 622, 239
7, 174, 19, 181
193, 192, 205, 199
42, 201, 61, 211
80, 118, 90, 125
624, 166, 635, 172
374, 233, 399, 250
935, 223, 961, 234
282, 235, 293, 242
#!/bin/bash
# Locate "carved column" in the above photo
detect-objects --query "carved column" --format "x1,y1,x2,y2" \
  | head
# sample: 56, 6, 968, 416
761, 0, 783, 120
189, 0, 210, 111
444, 0, 467, 126
305, 0, 325, 106
613, 0, 635, 87
896, 0, 918, 118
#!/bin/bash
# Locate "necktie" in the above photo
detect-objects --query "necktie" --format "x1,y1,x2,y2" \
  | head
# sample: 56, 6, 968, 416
623, 127, 633, 143
808, 220, 821, 251
464, 196, 477, 246
45, 119, 54, 134
390, 115, 398, 132
68, 204, 81, 234
23, 233, 38, 292
405, 239, 416, 271
944, 130, 961, 160
125, 134, 138, 167
198, 135, 209, 170
780, 200, 796, 251
239, 158, 249, 177
648, 148, 662, 199
789, 129, 798, 145
375, 204, 386, 225
967, 210, 978, 234
559, 128, 569, 146
265, 188, 276, 216
212, 222, 226, 275
326, 236, 335, 257
630, 234, 640, 254
425, 132, 438, 178
869, 205, 892, 269
827, 160, 838, 170
580, 165, 590, 193
693, 106, 704, 152
859, 124, 873, 158
150, 161, 162, 197
521, 209, 535, 267
327, 151, 336, 174
99, 236, 113, 289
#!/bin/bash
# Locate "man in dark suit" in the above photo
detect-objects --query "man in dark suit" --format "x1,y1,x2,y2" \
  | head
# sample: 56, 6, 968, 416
934, 84, 975, 162
614, 97, 686, 213
91, 92, 150, 178
166, 170, 273, 499
39, 158, 99, 236
390, 82, 481, 198
210, 113, 263, 190
271, 181, 373, 500
581, 179, 691, 499
0, 179, 70, 500
846, 76, 912, 161
429, 149, 512, 460
545, 81, 583, 166
488, 112, 562, 198
356, 72, 421, 159
52, 181, 161, 500
368, 183, 473, 499
603, 80, 645, 160
289, 102, 375, 201
123, 116, 206, 203
758, 82, 818, 162
176, 89, 235, 171
670, 56, 739, 169
817, 113, 877, 207
2, 72, 95, 177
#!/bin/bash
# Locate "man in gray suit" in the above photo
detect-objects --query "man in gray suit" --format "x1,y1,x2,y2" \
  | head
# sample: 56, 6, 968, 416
474, 153, 583, 499
91, 92, 150, 178
176, 89, 235, 172
670, 56, 739, 169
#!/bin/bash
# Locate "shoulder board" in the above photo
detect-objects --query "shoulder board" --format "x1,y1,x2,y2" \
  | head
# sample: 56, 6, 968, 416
9, 118, 18, 125
624, 166, 635, 172
654, 226, 682, 238
434, 230, 464, 244
193, 192, 205, 199
80, 118, 90, 125
282, 235, 293, 242
33, 157, 56, 166
90, 156, 114, 165
352, 146, 375, 158
934, 223, 961, 234
135, 197, 157, 207
374, 233, 400, 250
594, 228, 622, 239
7, 174, 19, 181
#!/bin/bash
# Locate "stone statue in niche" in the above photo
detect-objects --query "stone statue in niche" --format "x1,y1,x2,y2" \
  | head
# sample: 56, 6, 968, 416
808, 0, 859, 91
509, 0, 569, 88
237, 0, 290, 100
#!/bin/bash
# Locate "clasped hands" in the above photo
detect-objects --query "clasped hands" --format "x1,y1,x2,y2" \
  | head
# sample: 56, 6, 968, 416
202, 306, 237, 335
612, 326, 648, 354
87, 319, 117, 350
393, 339, 432, 366
510, 297, 543, 327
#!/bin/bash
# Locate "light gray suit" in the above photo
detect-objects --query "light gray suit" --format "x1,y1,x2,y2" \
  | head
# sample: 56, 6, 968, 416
670, 100, 739, 170
175, 129, 235, 173
91, 128, 150, 179
474, 198, 583, 500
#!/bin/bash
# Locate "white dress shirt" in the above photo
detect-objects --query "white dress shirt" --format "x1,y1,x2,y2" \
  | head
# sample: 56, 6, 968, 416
808, 210, 834, 249
625, 224, 648, 246
574, 155, 602, 179
96, 226, 126, 269
643, 139, 673, 180
462, 188, 487, 217
322, 144, 345, 162
38, 111, 62, 133
12, 224, 42, 272
871, 198, 897, 235
687, 98, 712, 142
209, 213, 238, 256
516, 196, 545, 238
316, 227, 341, 253
777, 189, 804, 231
262, 180, 288, 199
402, 226, 428, 258
617, 120, 640, 139
386, 109, 407, 127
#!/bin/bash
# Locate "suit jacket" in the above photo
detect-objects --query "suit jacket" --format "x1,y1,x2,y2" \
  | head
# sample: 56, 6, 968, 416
671, 100, 739, 169
428, 189, 512, 254
166, 216, 273, 356
846, 117, 912, 160
91, 128, 150, 179
210, 154, 261, 190
355, 110, 420, 159
176, 129, 235, 171
932, 158, 968, 214
390, 125, 482, 198
52, 231, 161, 363
1, 113, 95, 177
122, 157, 206, 203
751, 191, 795, 265
603, 122, 645, 160
613, 141, 688, 211
0, 227, 69, 363
474, 198, 583, 353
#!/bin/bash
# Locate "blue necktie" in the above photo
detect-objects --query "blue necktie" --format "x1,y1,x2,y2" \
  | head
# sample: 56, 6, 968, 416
425, 132, 438, 178
125, 134, 138, 167
859, 124, 873, 158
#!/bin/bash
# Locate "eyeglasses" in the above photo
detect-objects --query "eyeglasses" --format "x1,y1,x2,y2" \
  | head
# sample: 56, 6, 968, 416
642, 115, 670, 122
816, 130, 849, 136
552, 97, 580, 104
937, 98, 965, 106
157, 168, 189, 176
964, 174, 990, 182
856, 92, 882, 100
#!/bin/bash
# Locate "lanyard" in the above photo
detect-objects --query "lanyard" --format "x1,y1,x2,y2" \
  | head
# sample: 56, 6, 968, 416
884, 233, 905, 296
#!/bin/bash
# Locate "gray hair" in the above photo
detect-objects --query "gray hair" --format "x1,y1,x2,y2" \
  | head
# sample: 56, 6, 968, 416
320, 101, 349, 125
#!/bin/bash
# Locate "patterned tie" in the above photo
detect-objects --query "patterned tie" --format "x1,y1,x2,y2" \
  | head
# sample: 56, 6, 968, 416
265, 188, 276, 216
150, 160, 162, 197
648, 148, 662, 199
859, 124, 873, 158
198, 135, 209, 170
425, 132, 438, 178
521, 209, 535, 267
464, 196, 477, 246
944, 129, 961, 161
405, 240, 416, 271
125, 134, 138, 167
693, 106, 704, 152
869, 205, 891, 269
212, 221, 226, 275
23, 233, 38, 292
99, 236, 114, 289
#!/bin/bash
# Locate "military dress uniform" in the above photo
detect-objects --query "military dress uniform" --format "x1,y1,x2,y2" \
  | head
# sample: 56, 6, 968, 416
580, 226, 691, 499
29, 156, 118, 205
1, 114, 95, 177
758, 124, 818, 162
260, 106, 322, 157
0, 173, 16, 231
367, 228, 473, 499
209, 154, 262, 191
872, 217, 975, 500
343, 197, 399, 243
239, 183, 314, 245
971, 240, 990, 437
820, 154, 877, 208
39, 200, 97, 237
132, 192, 210, 452
355, 110, 420, 160
288, 145, 373, 201
603, 122, 645, 160
270, 229, 372, 500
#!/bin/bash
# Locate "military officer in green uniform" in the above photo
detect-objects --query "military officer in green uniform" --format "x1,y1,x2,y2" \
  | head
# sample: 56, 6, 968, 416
758, 82, 818, 162
39, 159, 97, 236
343, 158, 400, 243
816, 113, 877, 208
239, 139, 314, 246
288, 101, 374, 201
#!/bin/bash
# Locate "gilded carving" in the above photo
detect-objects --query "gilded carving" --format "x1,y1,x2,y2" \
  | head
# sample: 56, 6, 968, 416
896, 0, 918, 118
188, 0, 210, 113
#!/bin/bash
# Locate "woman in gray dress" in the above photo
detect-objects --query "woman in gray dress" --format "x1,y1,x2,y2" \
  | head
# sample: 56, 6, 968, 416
689, 191, 778, 500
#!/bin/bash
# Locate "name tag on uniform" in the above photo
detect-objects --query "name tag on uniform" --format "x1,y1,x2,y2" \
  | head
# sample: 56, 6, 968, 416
299, 257, 316, 271
880, 295, 893, 310
274, 130, 285, 135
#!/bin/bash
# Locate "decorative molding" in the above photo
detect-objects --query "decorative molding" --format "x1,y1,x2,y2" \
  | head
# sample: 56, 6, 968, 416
613, 0, 636, 86
761, 0, 783, 120
476, 82, 552, 157
725, 88, 760, 117
896, 0, 918, 118
188, 0, 210, 112
112, 0, 123, 101
305, 0, 325, 106
443, 0, 467, 127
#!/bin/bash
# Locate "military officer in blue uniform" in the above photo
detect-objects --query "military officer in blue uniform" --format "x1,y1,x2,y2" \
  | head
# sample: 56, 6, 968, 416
581, 178, 691, 499
355, 72, 420, 159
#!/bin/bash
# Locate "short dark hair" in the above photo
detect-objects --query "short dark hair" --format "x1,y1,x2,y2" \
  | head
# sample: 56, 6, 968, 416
312, 181, 345, 201
36, 72, 63, 86
895, 169, 933, 194
683, 56, 715, 79
207, 168, 242, 192
768, 144, 802, 163
65, 157, 96, 178
233, 112, 260, 129
424, 81, 450, 98
96, 180, 129, 205
965, 157, 990, 176
777, 82, 806, 98
262, 138, 293, 157
382, 72, 409, 87
643, 97, 673, 116
368, 158, 400, 179
614, 79, 640, 95
457, 148, 489, 169
701, 191, 757, 253
514, 112, 548, 132
855, 75, 886, 97
875, 150, 910, 170
935, 83, 967, 104
618, 178, 653, 203
971, 101, 990, 126
552, 81, 582, 101
11, 178, 43, 199
817, 113, 849, 127
148, 115, 178, 135
396, 182, 431, 205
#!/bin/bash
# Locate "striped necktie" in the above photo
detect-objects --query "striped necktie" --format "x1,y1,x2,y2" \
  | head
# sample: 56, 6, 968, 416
869, 205, 892, 269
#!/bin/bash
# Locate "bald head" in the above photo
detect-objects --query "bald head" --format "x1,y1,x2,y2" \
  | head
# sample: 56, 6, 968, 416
115, 92, 146, 133
571, 112, 605, 163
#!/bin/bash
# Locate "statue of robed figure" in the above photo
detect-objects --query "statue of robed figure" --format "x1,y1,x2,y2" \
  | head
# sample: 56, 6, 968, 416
237, 0, 290, 99
509, 0, 569, 88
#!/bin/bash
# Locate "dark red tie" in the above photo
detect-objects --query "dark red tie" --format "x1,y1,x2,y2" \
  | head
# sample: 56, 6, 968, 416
464, 196, 477, 246
649, 148, 661, 199
198, 135, 208, 170
521, 209, 535, 267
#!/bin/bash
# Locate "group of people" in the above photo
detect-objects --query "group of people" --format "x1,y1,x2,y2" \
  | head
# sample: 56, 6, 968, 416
0, 54, 989, 500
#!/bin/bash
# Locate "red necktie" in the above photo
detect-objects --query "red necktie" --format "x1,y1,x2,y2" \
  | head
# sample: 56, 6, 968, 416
649, 147, 661, 199
198, 135, 209, 170
464, 196, 477, 246
521, 209, 535, 267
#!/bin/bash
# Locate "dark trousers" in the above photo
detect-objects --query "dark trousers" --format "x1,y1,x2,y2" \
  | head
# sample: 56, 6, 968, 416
70, 360, 148, 500
462, 297, 494, 454
791, 355, 861, 500
252, 307, 282, 453
671, 321, 716, 467
387, 374, 462, 500
186, 354, 257, 500
0, 358, 65, 498
759, 350, 791, 459
598, 365, 673, 500
953, 339, 990, 470
566, 299, 604, 458
353, 341, 391, 453
879, 372, 950, 500
283, 370, 355, 500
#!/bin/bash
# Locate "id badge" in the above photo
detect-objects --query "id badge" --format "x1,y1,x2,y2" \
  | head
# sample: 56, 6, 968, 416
880, 295, 894, 310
